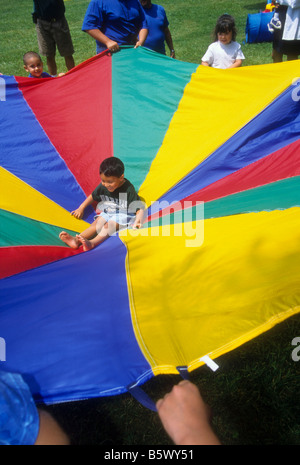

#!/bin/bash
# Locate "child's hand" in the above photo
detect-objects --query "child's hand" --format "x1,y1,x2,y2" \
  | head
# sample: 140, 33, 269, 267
132, 209, 144, 229
132, 219, 142, 229
71, 208, 84, 219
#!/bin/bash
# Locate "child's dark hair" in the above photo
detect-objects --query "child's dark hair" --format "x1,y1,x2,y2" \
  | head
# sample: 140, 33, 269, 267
23, 51, 42, 65
100, 157, 124, 177
214, 14, 237, 41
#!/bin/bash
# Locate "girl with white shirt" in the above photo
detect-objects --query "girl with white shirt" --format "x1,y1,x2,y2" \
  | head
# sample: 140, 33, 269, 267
201, 14, 245, 69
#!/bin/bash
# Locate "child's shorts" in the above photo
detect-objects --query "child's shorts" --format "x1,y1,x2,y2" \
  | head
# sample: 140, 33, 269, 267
95, 211, 136, 226
0, 371, 39, 445
36, 17, 74, 57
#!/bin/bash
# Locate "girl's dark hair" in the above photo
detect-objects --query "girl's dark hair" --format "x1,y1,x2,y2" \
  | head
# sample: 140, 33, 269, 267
100, 157, 124, 177
214, 14, 237, 41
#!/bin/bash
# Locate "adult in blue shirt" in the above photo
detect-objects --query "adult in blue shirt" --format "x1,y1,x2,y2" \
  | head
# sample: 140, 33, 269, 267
82, 0, 148, 54
140, 0, 175, 57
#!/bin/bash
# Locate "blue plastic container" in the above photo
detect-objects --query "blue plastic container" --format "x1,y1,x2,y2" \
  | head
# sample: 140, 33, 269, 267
245, 12, 274, 43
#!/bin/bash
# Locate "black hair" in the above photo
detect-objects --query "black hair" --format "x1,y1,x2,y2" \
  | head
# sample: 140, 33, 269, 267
214, 14, 237, 41
23, 51, 42, 65
99, 157, 124, 177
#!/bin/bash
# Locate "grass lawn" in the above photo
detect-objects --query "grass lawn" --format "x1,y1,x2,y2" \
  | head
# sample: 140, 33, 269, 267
1, 0, 299, 446
1, 0, 280, 75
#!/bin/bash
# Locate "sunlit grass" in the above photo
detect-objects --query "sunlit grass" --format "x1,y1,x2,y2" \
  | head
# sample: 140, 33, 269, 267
1, 0, 276, 75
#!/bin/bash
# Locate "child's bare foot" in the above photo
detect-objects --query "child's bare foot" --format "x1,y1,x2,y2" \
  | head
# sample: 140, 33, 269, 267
77, 234, 94, 252
59, 231, 80, 249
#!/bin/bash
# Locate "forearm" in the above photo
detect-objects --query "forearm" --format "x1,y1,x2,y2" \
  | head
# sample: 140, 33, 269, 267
172, 421, 221, 446
85, 29, 117, 48
71, 194, 94, 218
79, 194, 94, 211
136, 28, 148, 46
164, 28, 175, 54
228, 59, 242, 69
136, 208, 144, 222
132, 208, 144, 228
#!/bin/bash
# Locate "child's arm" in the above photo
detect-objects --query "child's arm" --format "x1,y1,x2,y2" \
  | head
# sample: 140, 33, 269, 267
132, 208, 144, 229
71, 194, 93, 219
201, 46, 213, 67
227, 59, 243, 69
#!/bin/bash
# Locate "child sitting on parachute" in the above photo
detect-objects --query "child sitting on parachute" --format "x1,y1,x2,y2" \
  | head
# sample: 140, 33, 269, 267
59, 157, 144, 251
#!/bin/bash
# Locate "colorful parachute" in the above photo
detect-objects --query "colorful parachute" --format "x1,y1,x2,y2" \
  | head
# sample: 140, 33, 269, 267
0, 47, 299, 406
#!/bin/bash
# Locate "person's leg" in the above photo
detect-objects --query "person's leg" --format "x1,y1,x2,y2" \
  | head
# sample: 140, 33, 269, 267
64, 55, 75, 70
53, 17, 75, 71
282, 39, 300, 63
80, 216, 107, 240
46, 56, 57, 75
36, 19, 57, 74
59, 217, 107, 248
77, 220, 120, 251
287, 54, 299, 61
271, 7, 286, 64
272, 48, 283, 62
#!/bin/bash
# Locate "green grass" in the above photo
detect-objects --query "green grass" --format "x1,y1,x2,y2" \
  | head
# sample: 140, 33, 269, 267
0, 0, 279, 75
1, 0, 299, 446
